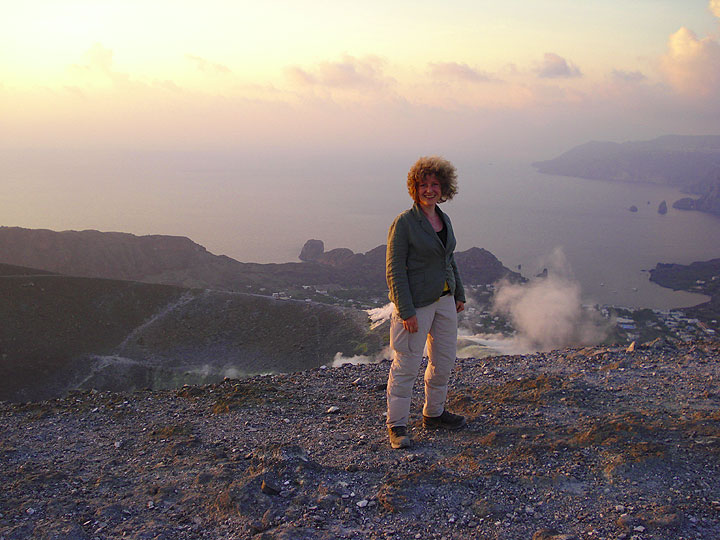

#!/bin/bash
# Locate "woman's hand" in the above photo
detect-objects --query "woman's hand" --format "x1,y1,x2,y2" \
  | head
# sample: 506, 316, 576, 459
402, 315, 419, 333
456, 301, 465, 313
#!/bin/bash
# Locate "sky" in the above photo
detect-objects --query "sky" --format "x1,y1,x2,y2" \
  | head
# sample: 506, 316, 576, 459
1, 0, 720, 261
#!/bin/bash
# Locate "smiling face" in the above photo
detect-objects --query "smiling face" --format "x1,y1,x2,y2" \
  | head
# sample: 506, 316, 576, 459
417, 173, 442, 210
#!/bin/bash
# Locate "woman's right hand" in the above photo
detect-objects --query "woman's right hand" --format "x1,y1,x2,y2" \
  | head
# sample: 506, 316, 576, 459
402, 315, 419, 333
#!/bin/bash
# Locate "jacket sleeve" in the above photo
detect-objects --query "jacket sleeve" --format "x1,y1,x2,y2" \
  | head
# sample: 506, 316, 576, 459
451, 253, 466, 303
386, 216, 416, 320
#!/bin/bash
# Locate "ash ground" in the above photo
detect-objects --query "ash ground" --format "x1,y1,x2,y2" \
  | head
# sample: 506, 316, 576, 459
1, 340, 719, 540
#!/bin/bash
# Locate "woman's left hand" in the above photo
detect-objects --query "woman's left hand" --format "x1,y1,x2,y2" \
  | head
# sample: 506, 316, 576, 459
456, 301, 465, 313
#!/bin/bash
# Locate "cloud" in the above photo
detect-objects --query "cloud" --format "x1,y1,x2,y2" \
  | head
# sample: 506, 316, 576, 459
428, 62, 494, 83
711, 0, 720, 18
536, 53, 582, 78
285, 55, 391, 90
68, 43, 134, 88
70, 43, 116, 75
661, 27, 720, 96
185, 54, 231, 75
611, 69, 647, 83
285, 66, 317, 86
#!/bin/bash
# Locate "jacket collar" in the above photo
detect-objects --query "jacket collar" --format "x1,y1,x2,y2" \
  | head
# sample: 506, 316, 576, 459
411, 202, 448, 224
411, 202, 450, 250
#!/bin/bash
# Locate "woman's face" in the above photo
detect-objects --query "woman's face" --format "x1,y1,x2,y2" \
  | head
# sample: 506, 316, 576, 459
417, 174, 442, 209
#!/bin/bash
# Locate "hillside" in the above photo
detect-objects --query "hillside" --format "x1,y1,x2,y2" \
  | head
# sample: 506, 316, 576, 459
0, 227, 522, 292
532, 135, 720, 216
0, 264, 381, 402
1, 339, 718, 539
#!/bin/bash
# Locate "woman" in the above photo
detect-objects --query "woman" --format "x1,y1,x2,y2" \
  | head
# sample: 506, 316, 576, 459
385, 156, 466, 449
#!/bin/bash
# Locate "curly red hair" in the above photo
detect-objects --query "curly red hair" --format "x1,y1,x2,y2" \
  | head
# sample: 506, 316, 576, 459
407, 156, 458, 203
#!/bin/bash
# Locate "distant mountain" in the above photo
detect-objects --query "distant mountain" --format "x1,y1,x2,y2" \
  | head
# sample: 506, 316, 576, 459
0, 227, 343, 290
532, 135, 720, 216
0, 227, 523, 292
0, 263, 380, 401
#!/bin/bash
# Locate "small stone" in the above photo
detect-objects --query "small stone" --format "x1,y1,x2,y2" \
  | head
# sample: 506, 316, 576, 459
617, 513, 637, 528
326, 406, 340, 414
357, 499, 369, 508
26, 507, 35, 515
261, 478, 280, 495
616, 505, 626, 512
633, 525, 646, 532
114, 441, 122, 449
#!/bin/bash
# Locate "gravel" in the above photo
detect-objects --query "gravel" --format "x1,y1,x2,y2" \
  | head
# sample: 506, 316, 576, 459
1, 339, 719, 539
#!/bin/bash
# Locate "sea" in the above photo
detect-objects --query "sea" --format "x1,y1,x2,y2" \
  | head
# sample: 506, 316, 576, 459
240, 161, 719, 311
3, 151, 719, 310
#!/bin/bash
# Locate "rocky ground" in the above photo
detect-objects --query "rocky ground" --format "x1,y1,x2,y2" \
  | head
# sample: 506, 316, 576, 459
1, 339, 719, 540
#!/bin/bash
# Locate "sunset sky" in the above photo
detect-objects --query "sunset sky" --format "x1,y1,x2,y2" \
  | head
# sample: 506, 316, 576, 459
3, 0, 719, 154
2, 0, 720, 261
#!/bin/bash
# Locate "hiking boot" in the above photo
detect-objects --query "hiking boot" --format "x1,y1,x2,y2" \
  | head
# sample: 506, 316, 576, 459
422, 410, 466, 430
388, 426, 412, 449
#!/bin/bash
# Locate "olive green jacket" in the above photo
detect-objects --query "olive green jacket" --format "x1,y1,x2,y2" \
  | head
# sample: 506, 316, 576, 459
386, 203, 466, 320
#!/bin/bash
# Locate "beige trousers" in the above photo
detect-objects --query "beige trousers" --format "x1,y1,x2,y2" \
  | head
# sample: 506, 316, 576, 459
386, 294, 458, 427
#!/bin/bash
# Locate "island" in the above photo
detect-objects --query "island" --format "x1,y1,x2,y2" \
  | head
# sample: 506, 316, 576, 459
532, 135, 720, 217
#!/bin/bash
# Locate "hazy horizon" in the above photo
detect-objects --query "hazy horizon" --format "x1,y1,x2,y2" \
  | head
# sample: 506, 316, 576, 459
2, 1, 720, 303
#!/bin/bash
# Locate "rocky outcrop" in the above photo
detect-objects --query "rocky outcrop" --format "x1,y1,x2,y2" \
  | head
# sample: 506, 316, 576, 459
299, 239, 325, 261
454, 247, 524, 284
673, 179, 720, 216
319, 248, 355, 267
672, 197, 696, 210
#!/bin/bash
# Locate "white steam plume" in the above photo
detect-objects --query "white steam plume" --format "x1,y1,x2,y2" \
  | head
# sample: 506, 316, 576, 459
490, 248, 609, 354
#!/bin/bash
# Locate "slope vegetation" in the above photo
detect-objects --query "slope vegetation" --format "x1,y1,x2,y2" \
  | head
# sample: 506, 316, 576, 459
0, 264, 380, 402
